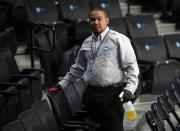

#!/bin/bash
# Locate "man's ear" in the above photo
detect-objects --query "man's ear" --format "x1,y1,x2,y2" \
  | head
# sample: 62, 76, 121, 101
106, 17, 109, 25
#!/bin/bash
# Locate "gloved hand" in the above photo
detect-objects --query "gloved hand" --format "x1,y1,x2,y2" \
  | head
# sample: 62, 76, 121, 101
48, 83, 62, 92
122, 90, 133, 103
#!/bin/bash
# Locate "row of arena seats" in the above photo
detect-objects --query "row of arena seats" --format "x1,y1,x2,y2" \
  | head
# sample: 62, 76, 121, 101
32, 14, 180, 94
1, 0, 179, 45
132, 34, 180, 94
1, 10, 180, 94
145, 76, 180, 131
0, 46, 43, 129
1, 78, 101, 131
0, 0, 123, 42
1, 0, 180, 33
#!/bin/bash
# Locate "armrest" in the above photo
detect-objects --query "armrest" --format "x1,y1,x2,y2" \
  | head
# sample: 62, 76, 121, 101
22, 68, 44, 73
67, 121, 100, 128
11, 74, 40, 80
0, 82, 29, 89
63, 123, 90, 130
138, 64, 152, 73
0, 91, 17, 96
75, 110, 89, 119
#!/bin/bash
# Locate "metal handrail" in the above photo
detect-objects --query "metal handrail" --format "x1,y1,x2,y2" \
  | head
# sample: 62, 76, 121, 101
30, 22, 56, 68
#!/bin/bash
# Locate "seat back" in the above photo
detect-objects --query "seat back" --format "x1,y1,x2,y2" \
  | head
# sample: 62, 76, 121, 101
151, 102, 170, 122
125, 15, 158, 38
152, 60, 180, 94
3, 86, 19, 123
171, 79, 180, 99
74, 21, 91, 45
0, 95, 7, 129
58, 49, 73, 76
0, 31, 9, 49
0, 57, 11, 82
132, 36, 167, 63
2, 120, 25, 131
0, 46, 42, 103
5, 27, 17, 56
0, 5, 8, 32
157, 95, 180, 124
23, 0, 59, 23
163, 86, 180, 106
70, 45, 81, 65
32, 99, 59, 131
0, 47, 19, 75
164, 34, 180, 60
47, 90, 72, 127
58, 0, 90, 21
145, 111, 165, 131
54, 22, 69, 50
151, 102, 176, 130
63, 83, 82, 114
35, 31, 61, 87
28, 71, 42, 103
73, 78, 86, 103
108, 17, 128, 36
18, 109, 48, 131
157, 95, 175, 114
89, 0, 122, 18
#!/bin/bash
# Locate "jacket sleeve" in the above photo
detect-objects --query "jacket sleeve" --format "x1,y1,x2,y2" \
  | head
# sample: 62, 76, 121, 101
117, 35, 139, 94
59, 48, 87, 88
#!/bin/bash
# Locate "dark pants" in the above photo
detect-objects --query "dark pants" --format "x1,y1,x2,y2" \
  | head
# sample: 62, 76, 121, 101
83, 85, 124, 131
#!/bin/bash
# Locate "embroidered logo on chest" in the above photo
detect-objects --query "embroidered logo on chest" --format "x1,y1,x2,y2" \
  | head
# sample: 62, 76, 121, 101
104, 46, 113, 51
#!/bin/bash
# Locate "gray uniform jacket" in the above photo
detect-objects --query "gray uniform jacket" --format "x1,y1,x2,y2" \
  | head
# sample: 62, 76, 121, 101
59, 27, 139, 94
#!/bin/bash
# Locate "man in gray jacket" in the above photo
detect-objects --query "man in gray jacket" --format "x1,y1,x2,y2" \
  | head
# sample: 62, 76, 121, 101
59, 9, 139, 131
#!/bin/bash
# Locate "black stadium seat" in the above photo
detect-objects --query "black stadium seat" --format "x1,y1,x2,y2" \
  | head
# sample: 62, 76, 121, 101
125, 15, 158, 38
145, 111, 166, 131
151, 102, 179, 131
133, 36, 167, 63
23, 0, 59, 23
108, 17, 128, 36
164, 34, 180, 61
0, 86, 19, 124
0, 57, 31, 112
74, 21, 91, 45
58, 49, 73, 76
47, 90, 77, 127
31, 99, 60, 131
132, 36, 180, 94
163, 88, 180, 108
47, 89, 100, 130
18, 109, 47, 131
0, 47, 42, 103
5, 27, 17, 56
35, 29, 64, 88
58, 0, 91, 46
89, 0, 122, 18
58, 0, 90, 22
73, 78, 86, 104
157, 95, 180, 124
2, 120, 25, 131
62, 82, 85, 114
0, 95, 7, 129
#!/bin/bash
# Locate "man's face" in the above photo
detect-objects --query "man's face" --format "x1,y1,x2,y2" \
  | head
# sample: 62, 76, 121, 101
89, 11, 109, 35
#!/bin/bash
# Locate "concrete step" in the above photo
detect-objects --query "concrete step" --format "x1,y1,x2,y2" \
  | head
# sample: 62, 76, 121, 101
15, 53, 41, 71
120, 2, 141, 16
156, 20, 177, 35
